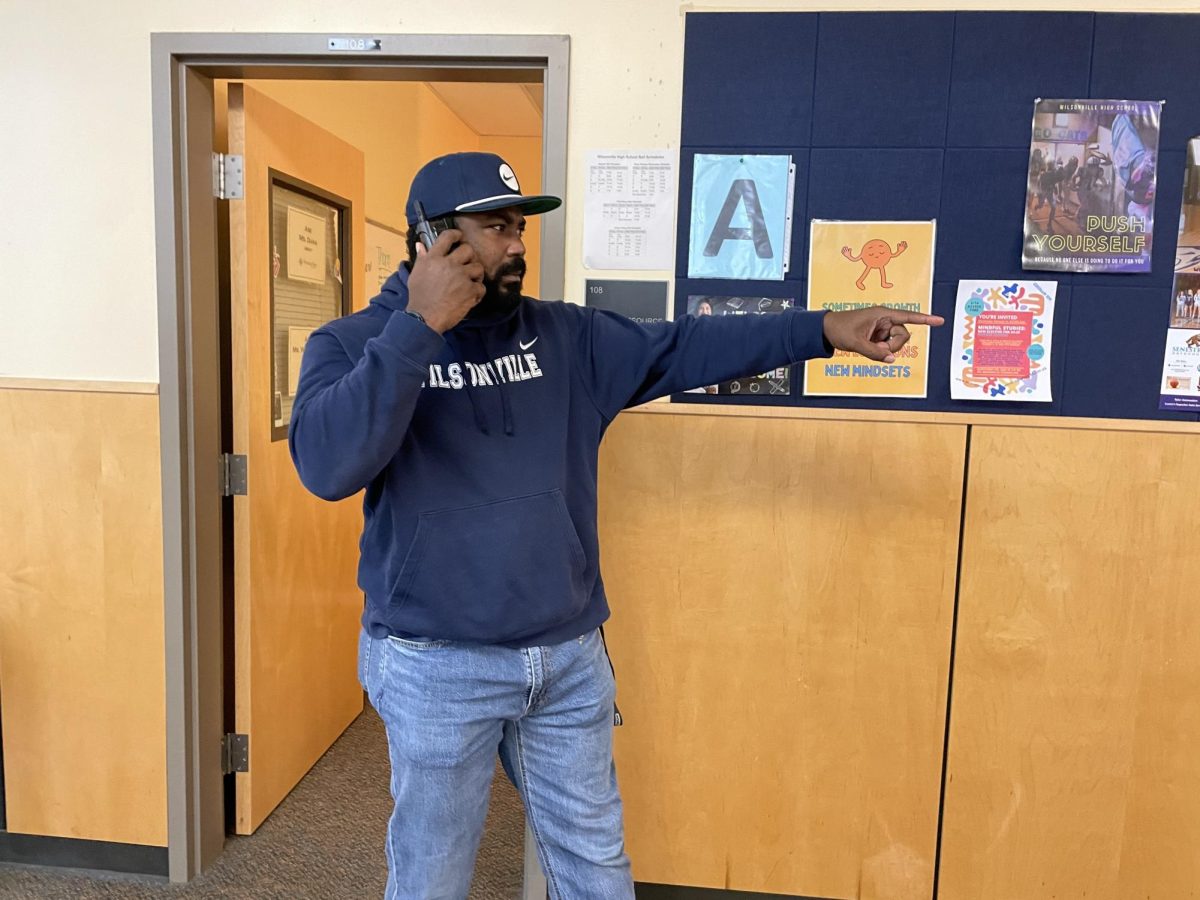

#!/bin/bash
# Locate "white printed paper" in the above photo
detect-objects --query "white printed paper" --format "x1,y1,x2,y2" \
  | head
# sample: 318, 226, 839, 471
287, 206, 326, 284
583, 150, 676, 270
287, 326, 313, 396
365, 219, 406, 293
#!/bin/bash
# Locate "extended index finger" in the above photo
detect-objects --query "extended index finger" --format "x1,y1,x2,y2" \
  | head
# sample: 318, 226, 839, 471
883, 311, 945, 327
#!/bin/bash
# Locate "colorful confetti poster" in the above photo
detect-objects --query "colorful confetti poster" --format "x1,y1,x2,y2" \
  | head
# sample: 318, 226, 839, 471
687, 154, 796, 280
950, 280, 1057, 402
1160, 135, 1200, 411
684, 295, 794, 396
804, 220, 935, 398
1022, 99, 1161, 274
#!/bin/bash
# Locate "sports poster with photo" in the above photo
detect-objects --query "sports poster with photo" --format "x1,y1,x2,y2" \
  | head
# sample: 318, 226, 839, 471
950, 280, 1057, 402
804, 220, 936, 398
1022, 99, 1161, 274
1160, 134, 1200, 410
684, 296, 794, 396
1159, 329, 1200, 410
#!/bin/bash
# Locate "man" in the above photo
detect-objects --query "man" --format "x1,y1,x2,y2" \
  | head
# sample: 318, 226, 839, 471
289, 152, 942, 899
686, 298, 719, 393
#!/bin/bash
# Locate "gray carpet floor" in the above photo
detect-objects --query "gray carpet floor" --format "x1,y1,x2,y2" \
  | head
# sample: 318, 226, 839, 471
0, 706, 526, 899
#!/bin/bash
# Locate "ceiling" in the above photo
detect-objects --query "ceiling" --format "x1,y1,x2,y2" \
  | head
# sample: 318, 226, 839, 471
426, 82, 543, 137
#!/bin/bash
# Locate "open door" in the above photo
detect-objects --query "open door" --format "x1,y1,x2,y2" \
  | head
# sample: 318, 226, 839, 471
226, 82, 366, 834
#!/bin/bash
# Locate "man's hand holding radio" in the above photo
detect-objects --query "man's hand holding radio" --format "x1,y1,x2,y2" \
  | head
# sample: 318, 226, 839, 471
406, 229, 485, 334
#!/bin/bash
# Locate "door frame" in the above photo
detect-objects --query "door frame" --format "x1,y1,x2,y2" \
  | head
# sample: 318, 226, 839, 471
150, 32, 569, 886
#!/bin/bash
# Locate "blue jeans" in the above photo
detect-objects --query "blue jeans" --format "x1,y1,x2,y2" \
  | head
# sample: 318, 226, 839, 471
359, 627, 634, 900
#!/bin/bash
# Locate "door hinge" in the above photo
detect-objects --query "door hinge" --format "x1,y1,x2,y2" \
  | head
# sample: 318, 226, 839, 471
222, 733, 249, 774
212, 152, 244, 200
221, 453, 248, 496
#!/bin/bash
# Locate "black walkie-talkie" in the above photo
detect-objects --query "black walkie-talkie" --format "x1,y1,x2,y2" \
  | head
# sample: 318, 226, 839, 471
414, 201, 452, 251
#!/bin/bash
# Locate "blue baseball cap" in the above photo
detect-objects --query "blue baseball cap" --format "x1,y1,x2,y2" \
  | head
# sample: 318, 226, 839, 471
405, 152, 562, 225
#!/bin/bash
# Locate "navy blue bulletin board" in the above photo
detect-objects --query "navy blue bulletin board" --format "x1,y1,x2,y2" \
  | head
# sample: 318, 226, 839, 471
673, 11, 1200, 422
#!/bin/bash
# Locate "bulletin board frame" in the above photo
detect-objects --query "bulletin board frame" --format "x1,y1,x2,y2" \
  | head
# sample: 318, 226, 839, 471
673, 11, 1200, 425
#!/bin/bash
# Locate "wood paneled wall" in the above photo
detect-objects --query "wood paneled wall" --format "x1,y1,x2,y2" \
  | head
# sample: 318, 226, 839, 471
3, 385, 1196, 894
599, 411, 967, 899
0, 386, 166, 846
940, 426, 1200, 900
600, 409, 1200, 900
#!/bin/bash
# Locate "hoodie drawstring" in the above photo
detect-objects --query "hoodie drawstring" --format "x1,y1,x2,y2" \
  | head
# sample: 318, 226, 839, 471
478, 331, 515, 436
444, 331, 490, 435
448, 329, 516, 437
500, 386, 515, 437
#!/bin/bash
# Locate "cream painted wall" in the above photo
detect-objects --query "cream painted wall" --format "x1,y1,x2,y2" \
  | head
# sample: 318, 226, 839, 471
1, 0, 1196, 383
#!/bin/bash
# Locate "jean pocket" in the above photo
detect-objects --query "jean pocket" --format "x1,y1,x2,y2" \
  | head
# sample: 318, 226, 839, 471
388, 489, 590, 643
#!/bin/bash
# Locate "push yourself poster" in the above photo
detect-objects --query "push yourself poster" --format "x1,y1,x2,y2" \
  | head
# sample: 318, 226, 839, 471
1022, 99, 1161, 274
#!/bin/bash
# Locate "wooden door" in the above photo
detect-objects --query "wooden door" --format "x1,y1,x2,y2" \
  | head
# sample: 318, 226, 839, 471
226, 82, 366, 834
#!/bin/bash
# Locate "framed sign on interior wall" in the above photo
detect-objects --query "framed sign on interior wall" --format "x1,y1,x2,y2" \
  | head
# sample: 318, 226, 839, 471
268, 171, 351, 440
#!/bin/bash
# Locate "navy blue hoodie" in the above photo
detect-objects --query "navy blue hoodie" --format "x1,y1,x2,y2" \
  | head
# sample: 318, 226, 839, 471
289, 266, 831, 648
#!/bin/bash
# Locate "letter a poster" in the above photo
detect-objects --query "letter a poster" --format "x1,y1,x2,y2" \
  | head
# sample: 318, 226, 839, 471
687, 153, 795, 280
1022, 99, 1161, 274
804, 220, 935, 398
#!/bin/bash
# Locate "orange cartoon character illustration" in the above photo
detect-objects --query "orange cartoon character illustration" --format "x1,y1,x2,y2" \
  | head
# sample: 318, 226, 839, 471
841, 238, 908, 291
1187, 334, 1200, 349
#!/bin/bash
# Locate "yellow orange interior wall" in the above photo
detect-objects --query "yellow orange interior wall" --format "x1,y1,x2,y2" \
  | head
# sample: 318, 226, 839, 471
221, 80, 544, 297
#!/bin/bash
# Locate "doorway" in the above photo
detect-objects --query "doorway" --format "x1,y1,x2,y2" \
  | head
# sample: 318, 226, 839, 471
151, 33, 568, 890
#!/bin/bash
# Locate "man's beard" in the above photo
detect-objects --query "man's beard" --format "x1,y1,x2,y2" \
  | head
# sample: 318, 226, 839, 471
470, 258, 526, 318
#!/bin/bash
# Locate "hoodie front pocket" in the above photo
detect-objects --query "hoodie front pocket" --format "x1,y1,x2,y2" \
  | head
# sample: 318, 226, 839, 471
388, 490, 590, 643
